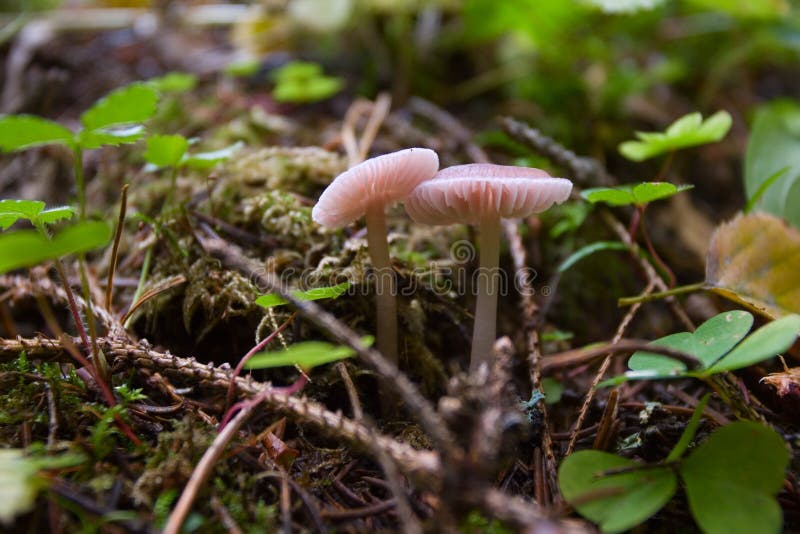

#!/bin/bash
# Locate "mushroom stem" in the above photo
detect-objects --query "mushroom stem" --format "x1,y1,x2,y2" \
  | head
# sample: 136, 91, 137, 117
364, 204, 398, 365
471, 214, 501, 373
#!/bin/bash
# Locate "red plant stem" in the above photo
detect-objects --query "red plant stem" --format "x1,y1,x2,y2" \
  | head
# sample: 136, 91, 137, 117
225, 312, 297, 407
639, 213, 676, 288
54, 260, 91, 350
654, 150, 675, 182
219, 373, 309, 431
627, 205, 642, 241
35, 289, 141, 445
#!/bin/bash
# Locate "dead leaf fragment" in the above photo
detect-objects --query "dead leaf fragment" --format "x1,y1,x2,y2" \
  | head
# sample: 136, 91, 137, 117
705, 212, 800, 319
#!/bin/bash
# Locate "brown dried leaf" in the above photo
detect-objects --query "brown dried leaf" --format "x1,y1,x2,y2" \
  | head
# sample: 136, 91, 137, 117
706, 212, 800, 319
761, 367, 800, 398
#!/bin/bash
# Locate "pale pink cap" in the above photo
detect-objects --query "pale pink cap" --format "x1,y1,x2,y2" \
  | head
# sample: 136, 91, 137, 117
405, 163, 572, 225
312, 148, 439, 228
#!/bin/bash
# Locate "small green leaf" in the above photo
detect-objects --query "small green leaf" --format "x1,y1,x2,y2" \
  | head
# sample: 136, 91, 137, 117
0, 201, 75, 230
80, 83, 159, 131
619, 110, 732, 161
37, 206, 76, 226
0, 221, 112, 274
680, 422, 789, 534
77, 125, 146, 149
632, 183, 693, 204
0, 199, 45, 227
144, 134, 189, 168
628, 332, 694, 374
146, 72, 197, 93
271, 61, 343, 104
0, 449, 39, 524
255, 282, 350, 309
181, 142, 243, 170
542, 377, 564, 404
245, 336, 373, 371
0, 115, 74, 152
628, 310, 755, 376
691, 310, 753, 367
582, 183, 692, 207
557, 241, 628, 273
581, 185, 636, 206
559, 450, 677, 533
708, 314, 800, 373
666, 393, 711, 462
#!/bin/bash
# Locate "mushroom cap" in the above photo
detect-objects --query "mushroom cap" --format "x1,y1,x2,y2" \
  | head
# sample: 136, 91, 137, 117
405, 163, 573, 225
312, 148, 439, 228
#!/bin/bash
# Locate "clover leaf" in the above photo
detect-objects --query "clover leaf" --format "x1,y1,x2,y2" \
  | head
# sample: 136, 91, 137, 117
582, 182, 693, 207
601, 310, 800, 386
619, 111, 732, 161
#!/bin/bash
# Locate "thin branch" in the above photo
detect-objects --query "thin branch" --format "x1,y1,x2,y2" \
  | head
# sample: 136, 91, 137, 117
499, 117, 610, 187
566, 281, 653, 456
0, 335, 442, 484
541, 337, 703, 372
502, 219, 559, 503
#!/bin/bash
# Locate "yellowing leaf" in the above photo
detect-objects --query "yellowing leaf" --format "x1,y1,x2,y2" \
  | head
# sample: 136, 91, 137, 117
706, 213, 800, 318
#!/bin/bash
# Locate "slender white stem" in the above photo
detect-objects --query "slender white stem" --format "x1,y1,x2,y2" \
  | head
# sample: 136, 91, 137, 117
364, 204, 398, 365
470, 215, 501, 373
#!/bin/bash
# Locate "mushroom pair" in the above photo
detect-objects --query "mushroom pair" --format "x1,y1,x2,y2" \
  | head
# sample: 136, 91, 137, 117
313, 149, 572, 372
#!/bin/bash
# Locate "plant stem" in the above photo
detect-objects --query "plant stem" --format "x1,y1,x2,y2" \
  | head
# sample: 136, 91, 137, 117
72, 146, 86, 219
364, 204, 397, 365
77, 254, 105, 378
167, 166, 178, 209
105, 184, 129, 311
617, 282, 705, 307
225, 312, 297, 407
470, 215, 501, 373
53, 260, 91, 352
639, 213, 676, 287
124, 244, 152, 329
655, 150, 675, 182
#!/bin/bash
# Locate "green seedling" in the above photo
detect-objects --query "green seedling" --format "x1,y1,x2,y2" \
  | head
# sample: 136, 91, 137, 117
582, 182, 693, 207
575, 182, 693, 282
143, 134, 241, 206
0, 82, 159, 218
559, 395, 789, 534
271, 61, 343, 104
0, 199, 74, 231
255, 281, 351, 309
599, 310, 800, 387
619, 110, 732, 162
0, 199, 110, 275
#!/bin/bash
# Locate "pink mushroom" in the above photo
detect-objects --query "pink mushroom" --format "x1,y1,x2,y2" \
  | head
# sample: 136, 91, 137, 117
405, 163, 572, 372
312, 148, 439, 364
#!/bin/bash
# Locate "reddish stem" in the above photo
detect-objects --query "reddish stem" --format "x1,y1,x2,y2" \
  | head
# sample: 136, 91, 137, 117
219, 373, 309, 431
226, 312, 297, 407
639, 210, 676, 288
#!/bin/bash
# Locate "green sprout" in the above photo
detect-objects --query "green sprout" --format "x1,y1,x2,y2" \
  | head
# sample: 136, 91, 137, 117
0, 83, 159, 218
619, 110, 732, 162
